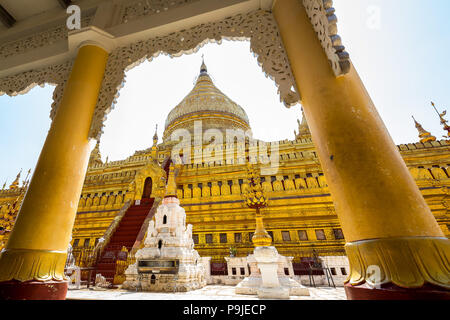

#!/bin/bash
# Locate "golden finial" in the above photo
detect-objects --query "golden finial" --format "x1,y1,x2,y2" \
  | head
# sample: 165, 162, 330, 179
89, 140, 103, 166
412, 116, 436, 143
431, 101, 450, 138
23, 169, 31, 187
2, 180, 6, 190
153, 124, 159, 146
200, 55, 207, 74
165, 163, 177, 198
9, 169, 22, 189
296, 109, 311, 139
242, 163, 272, 247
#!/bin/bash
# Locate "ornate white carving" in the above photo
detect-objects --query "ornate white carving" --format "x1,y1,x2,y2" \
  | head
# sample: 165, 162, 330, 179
0, 17, 93, 60
302, 0, 350, 76
0, 61, 73, 120
90, 9, 300, 139
121, 0, 201, 24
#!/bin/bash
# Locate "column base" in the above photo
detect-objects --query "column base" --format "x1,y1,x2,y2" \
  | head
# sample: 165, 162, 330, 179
345, 283, 450, 300
0, 280, 68, 300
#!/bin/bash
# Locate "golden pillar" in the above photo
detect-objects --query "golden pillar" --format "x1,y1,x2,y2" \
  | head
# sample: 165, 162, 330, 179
0, 44, 108, 300
273, 0, 449, 299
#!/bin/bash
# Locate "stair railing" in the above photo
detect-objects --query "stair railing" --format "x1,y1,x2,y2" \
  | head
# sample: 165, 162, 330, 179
88, 200, 132, 267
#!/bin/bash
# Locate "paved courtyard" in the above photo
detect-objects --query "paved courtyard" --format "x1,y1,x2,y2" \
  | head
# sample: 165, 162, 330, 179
66, 285, 347, 300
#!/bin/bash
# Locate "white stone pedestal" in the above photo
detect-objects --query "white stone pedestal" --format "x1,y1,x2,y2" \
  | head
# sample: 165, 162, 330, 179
122, 196, 207, 292
236, 246, 309, 299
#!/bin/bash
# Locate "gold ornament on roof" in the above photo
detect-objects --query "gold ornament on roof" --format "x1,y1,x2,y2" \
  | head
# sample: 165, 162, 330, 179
412, 116, 436, 143
9, 169, 22, 190
431, 101, 450, 138
296, 109, 311, 139
153, 124, 158, 146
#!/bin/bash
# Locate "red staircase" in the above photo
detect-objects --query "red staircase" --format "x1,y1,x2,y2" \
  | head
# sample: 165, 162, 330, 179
94, 198, 155, 283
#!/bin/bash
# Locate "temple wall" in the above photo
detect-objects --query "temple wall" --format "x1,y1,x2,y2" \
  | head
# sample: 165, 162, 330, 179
1, 139, 449, 257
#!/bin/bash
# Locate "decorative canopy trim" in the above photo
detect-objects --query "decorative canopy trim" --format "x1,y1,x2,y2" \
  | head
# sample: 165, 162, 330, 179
0, 60, 73, 121
302, 0, 350, 76
120, 0, 202, 24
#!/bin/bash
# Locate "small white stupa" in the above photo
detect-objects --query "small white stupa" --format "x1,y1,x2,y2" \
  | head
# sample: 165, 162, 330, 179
123, 164, 206, 292
236, 246, 310, 299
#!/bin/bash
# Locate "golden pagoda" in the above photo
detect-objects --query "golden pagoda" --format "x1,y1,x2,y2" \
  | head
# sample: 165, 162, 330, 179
163, 58, 251, 142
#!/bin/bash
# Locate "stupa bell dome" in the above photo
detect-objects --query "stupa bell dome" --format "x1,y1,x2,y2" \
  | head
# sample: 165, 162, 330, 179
163, 60, 251, 141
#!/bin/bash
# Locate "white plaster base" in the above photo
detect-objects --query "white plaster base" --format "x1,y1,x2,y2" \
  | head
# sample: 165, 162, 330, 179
235, 246, 310, 299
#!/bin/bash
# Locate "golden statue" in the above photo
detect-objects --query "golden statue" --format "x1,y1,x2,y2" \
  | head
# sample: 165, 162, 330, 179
431, 101, 450, 138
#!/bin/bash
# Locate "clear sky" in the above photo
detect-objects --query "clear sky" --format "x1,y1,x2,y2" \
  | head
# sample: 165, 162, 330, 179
0, 0, 449, 186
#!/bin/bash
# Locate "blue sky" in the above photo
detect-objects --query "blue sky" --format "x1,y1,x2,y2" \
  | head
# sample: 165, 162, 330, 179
0, 0, 449, 186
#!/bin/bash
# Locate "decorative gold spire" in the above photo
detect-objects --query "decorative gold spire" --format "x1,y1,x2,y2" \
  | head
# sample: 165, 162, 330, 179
151, 124, 159, 161
152, 124, 158, 147
89, 140, 103, 166
2, 180, 6, 190
243, 163, 272, 247
165, 164, 177, 198
431, 101, 450, 138
9, 169, 21, 189
412, 116, 436, 143
200, 54, 207, 74
22, 169, 31, 188
295, 109, 311, 139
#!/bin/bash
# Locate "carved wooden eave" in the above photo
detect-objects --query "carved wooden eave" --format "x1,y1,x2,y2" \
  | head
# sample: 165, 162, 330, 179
0, 0, 348, 140
301, 0, 350, 76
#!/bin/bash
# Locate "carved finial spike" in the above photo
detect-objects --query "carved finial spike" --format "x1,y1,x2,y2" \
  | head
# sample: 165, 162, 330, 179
413, 116, 436, 143
153, 124, 159, 146
200, 55, 207, 74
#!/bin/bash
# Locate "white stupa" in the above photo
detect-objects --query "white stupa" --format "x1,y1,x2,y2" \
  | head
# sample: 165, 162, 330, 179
122, 164, 206, 292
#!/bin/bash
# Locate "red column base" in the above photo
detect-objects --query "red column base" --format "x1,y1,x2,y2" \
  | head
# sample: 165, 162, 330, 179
345, 282, 450, 300
0, 280, 68, 300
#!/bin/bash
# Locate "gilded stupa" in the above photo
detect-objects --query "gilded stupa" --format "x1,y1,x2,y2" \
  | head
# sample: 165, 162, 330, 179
163, 59, 251, 142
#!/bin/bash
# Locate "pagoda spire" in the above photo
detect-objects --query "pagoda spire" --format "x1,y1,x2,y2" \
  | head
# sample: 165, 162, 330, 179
165, 163, 177, 198
152, 124, 158, 147
9, 169, 22, 189
295, 109, 311, 139
431, 101, 450, 138
200, 55, 207, 75
88, 140, 103, 166
412, 116, 436, 143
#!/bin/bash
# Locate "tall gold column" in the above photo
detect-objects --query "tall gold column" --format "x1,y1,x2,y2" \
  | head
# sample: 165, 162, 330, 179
0, 44, 108, 300
273, 0, 449, 299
